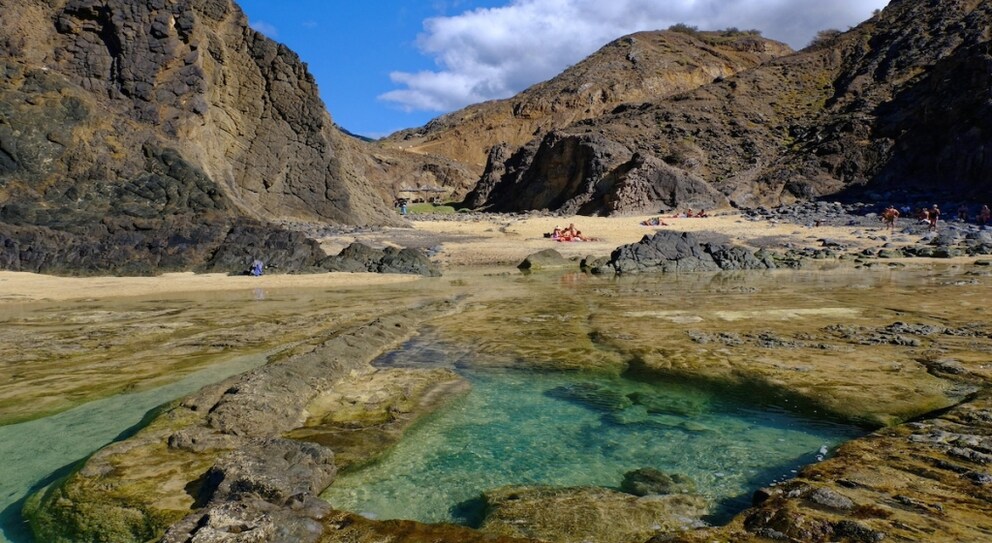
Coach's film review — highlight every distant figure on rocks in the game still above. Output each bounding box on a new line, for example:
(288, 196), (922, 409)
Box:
(882, 205), (900, 231)
(928, 204), (941, 231)
(979, 205), (991, 225)
(957, 204), (969, 222)
(249, 259), (264, 277)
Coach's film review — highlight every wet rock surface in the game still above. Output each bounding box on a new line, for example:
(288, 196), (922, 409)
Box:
(481, 485), (709, 543)
(518, 248), (572, 271)
(25, 301), (464, 543)
(18, 267), (992, 543)
(669, 395), (992, 543)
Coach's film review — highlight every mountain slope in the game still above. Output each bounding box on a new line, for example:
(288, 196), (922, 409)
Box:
(383, 29), (792, 177)
(0, 0), (405, 274)
(476, 0), (992, 215)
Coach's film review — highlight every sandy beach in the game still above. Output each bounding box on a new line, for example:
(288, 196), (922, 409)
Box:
(324, 212), (912, 266)
(0, 212), (969, 302)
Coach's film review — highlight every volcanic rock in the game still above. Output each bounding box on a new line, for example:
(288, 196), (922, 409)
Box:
(0, 0), (455, 274)
(475, 1), (992, 215)
(608, 230), (773, 274)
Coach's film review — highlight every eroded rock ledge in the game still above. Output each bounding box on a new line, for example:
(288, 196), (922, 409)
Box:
(25, 299), (464, 543)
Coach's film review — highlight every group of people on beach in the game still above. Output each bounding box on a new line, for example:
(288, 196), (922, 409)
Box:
(883, 203), (992, 232)
(550, 223), (591, 242)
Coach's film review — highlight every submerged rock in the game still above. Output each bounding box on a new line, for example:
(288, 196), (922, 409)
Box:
(518, 248), (573, 271)
(481, 485), (709, 543)
(621, 468), (698, 497)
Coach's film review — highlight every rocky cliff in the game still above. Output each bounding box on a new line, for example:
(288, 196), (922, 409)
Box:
(476, 0), (992, 215)
(384, 29), (792, 183)
(0, 0), (410, 274)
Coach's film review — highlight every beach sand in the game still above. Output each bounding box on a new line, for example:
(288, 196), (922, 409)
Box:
(322, 212), (891, 267)
(0, 212), (959, 302)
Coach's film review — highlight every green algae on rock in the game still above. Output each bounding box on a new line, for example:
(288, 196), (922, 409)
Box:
(24, 300), (464, 543)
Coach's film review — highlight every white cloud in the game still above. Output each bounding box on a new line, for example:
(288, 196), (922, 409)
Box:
(250, 20), (279, 38)
(380, 0), (889, 113)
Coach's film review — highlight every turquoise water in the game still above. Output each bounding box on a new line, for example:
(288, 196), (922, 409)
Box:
(0, 352), (268, 543)
(322, 338), (864, 526)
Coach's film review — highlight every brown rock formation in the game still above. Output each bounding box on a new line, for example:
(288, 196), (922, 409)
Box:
(0, 0), (410, 273)
(477, 0), (992, 215)
(384, 29), (792, 178)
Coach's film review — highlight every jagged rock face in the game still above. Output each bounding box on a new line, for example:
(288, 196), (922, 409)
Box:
(479, 0), (992, 215)
(0, 0), (402, 274)
(384, 30), (792, 175)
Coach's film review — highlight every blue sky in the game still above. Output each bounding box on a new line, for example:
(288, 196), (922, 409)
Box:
(237, 0), (888, 139)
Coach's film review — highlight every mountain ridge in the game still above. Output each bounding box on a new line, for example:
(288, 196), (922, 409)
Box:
(471, 0), (992, 215)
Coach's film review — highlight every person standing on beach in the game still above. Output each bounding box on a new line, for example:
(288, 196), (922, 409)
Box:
(929, 204), (940, 231)
(979, 204), (991, 225)
(882, 205), (900, 232)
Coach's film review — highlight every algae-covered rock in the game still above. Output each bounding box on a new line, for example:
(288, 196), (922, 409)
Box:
(621, 468), (697, 497)
(518, 249), (573, 271)
(25, 302), (465, 543)
(480, 485), (709, 543)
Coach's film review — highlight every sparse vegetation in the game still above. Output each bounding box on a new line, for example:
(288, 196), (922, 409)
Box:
(809, 29), (843, 48)
(407, 202), (457, 215)
(668, 23), (699, 35)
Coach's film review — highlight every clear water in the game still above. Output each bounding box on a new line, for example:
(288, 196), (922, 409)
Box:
(0, 352), (268, 543)
(321, 337), (865, 526)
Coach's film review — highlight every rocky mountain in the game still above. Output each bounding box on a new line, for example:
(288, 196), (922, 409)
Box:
(0, 0), (433, 274)
(474, 0), (992, 215)
(383, 29), (792, 180)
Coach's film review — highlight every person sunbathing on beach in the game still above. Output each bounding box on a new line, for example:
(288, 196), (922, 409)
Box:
(641, 217), (669, 226)
(695, 209), (708, 218)
(551, 225), (563, 239)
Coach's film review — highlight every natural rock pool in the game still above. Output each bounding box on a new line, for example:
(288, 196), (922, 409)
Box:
(3, 264), (990, 542)
(321, 336), (864, 527)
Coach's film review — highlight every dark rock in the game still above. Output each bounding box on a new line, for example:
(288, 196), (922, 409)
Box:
(609, 230), (772, 274)
(833, 520), (886, 543)
(620, 468), (697, 496)
(0, 0), (406, 275)
(320, 243), (440, 276)
(806, 487), (855, 511)
(203, 439), (336, 505)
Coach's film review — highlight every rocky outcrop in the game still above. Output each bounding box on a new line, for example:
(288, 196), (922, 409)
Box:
(321, 242), (441, 276)
(517, 248), (571, 271)
(668, 394), (992, 543)
(480, 485), (709, 543)
(609, 231), (775, 274)
(0, 0), (417, 274)
(386, 30), (792, 176)
(477, 0), (992, 214)
(25, 301), (465, 543)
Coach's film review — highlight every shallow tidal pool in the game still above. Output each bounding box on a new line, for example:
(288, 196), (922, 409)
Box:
(321, 336), (865, 526)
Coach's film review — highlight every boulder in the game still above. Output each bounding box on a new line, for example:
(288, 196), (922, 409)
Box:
(518, 249), (572, 271)
(609, 230), (773, 274)
(321, 242), (441, 276)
